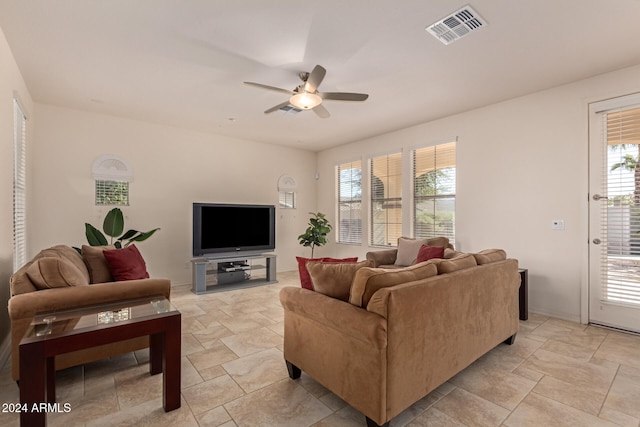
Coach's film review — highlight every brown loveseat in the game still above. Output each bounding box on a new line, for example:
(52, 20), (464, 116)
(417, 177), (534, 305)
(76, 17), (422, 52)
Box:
(8, 244), (171, 381)
(280, 248), (520, 427)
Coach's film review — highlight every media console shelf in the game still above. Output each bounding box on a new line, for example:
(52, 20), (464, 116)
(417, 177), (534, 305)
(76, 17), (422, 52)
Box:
(191, 254), (277, 294)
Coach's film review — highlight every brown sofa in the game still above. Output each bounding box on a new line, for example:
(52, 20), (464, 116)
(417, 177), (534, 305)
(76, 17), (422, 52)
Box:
(365, 236), (456, 268)
(8, 244), (171, 381)
(280, 249), (520, 427)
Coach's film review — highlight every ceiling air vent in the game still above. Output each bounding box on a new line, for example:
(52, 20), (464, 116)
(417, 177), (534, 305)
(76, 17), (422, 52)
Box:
(279, 105), (302, 114)
(426, 5), (486, 45)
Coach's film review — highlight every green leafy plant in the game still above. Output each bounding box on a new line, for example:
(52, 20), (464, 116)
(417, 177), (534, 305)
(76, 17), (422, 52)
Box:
(85, 207), (159, 248)
(298, 212), (332, 258)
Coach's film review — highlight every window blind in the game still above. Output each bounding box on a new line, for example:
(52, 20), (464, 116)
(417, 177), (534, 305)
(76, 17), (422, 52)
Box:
(602, 106), (640, 305)
(95, 179), (129, 206)
(337, 160), (362, 244)
(279, 191), (296, 209)
(370, 152), (402, 246)
(13, 99), (27, 272)
(413, 141), (456, 241)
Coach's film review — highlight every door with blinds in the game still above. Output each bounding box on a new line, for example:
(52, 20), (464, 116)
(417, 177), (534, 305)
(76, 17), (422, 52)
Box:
(589, 93), (640, 333)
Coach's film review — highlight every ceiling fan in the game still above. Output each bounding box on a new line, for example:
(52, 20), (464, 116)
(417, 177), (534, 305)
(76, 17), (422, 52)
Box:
(244, 64), (368, 118)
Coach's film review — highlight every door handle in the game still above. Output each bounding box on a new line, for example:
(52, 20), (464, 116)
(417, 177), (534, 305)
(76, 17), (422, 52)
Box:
(592, 194), (608, 201)
(593, 238), (602, 245)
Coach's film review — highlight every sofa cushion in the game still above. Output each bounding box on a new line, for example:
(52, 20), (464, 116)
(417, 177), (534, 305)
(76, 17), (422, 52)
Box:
(349, 262), (438, 308)
(296, 256), (358, 290)
(416, 245), (445, 263)
(10, 245), (91, 296)
(437, 253), (477, 274)
(36, 245), (91, 283)
(26, 257), (90, 289)
(103, 245), (150, 281)
(395, 237), (450, 266)
(307, 260), (372, 301)
(82, 245), (116, 283)
(474, 249), (507, 265)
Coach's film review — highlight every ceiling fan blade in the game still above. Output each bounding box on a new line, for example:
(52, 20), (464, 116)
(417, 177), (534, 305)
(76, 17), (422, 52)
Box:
(244, 81), (294, 95)
(304, 65), (326, 93)
(320, 92), (369, 101)
(313, 104), (330, 118)
(264, 101), (291, 114)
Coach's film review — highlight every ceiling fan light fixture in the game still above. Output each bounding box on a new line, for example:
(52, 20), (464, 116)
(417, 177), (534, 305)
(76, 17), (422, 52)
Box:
(289, 92), (322, 109)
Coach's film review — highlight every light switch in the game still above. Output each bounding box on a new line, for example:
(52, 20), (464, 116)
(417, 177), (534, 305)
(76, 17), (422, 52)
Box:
(552, 219), (565, 230)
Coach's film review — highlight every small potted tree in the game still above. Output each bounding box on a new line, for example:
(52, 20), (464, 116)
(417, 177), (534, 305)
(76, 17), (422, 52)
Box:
(298, 212), (332, 258)
(296, 212), (333, 290)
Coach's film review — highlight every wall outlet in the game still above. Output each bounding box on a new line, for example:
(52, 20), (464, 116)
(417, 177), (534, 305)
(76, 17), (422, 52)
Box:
(552, 219), (565, 230)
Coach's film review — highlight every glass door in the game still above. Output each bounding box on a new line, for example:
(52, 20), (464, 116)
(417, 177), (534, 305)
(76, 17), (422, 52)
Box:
(589, 94), (640, 333)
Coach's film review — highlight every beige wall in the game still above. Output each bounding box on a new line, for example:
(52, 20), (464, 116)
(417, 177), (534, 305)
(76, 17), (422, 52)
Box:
(30, 104), (317, 284)
(0, 28), (34, 353)
(317, 63), (640, 322)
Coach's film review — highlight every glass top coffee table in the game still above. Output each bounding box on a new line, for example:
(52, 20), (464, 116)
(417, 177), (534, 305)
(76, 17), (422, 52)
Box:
(19, 296), (181, 426)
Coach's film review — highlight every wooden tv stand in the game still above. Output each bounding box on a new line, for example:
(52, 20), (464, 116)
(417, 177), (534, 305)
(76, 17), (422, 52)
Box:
(191, 254), (277, 294)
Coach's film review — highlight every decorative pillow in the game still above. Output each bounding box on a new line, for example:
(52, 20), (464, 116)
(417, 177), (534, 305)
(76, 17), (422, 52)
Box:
(34, 244), (91, 283)
(82, 245), (116, 283)
(306, 260), (372, 301)
(296, 257), (323, 290)
(296, 256), (358, 290)
(416, 245), (445, 263)
(395, 236), (450, 266)
(444, 248), (461, 259)
(103, 244), (150, 281)
(474, 249), (507, 265)
(349, 262), (438, 308)
(26, 257), (90, 290)
(437, 253), (477, 274)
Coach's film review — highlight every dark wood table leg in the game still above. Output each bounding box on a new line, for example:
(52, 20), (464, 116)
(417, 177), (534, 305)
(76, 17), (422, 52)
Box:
(46, 356), (56, 403)
(149, 333), (163, 376)
(163, 315), (181, 412)
(519, 269), (528, 321)
(20, 340), (46, 426)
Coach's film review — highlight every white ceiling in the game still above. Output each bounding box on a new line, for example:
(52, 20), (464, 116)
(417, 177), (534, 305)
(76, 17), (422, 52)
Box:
(2, 0), (640, 151)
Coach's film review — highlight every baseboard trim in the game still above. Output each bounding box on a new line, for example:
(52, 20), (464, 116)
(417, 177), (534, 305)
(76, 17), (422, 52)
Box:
(528, 308), (582, 324)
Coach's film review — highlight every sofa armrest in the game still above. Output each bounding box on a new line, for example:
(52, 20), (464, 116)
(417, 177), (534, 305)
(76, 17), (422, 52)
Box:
(366, 248), (398, 267)
(8, 278), (171, 321)
(280, 286), (389, 424)
(280, 287), (387, 348)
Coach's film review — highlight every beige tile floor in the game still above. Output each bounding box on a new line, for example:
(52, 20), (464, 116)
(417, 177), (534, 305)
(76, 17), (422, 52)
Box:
(1, 270), (640, 426)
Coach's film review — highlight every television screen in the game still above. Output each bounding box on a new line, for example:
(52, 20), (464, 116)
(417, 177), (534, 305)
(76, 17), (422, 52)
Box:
(193, 203), (275, 257)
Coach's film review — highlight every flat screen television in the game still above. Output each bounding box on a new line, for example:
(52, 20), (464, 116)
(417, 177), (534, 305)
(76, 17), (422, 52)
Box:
(193, 203), (276, 257)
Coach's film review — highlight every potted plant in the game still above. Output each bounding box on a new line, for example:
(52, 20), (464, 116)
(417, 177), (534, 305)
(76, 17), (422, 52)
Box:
(298, 212), (332, 258)
(85, 207), (159, 248)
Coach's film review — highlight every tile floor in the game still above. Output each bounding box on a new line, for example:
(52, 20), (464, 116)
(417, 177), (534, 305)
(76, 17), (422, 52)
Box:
(1, 270), (640, 426)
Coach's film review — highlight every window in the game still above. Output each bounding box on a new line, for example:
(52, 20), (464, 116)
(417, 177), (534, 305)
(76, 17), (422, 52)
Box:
(337, 160), (362, 244)
(92, 155), (133, 206)
(13, 98), (27, 271)
(95, 180), (130, 206)
(370, 152), (402, 246)
(413, 141), (456, 241)
(277, 175), (297, 209)
(279, 191), (296, 209)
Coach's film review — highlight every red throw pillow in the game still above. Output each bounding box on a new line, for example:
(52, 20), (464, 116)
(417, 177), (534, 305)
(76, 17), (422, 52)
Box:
(296, 256), (358, 290)
(296, 257), (324, 290)
(416, 245), (445, 263)
(103, 244), (150, 281)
